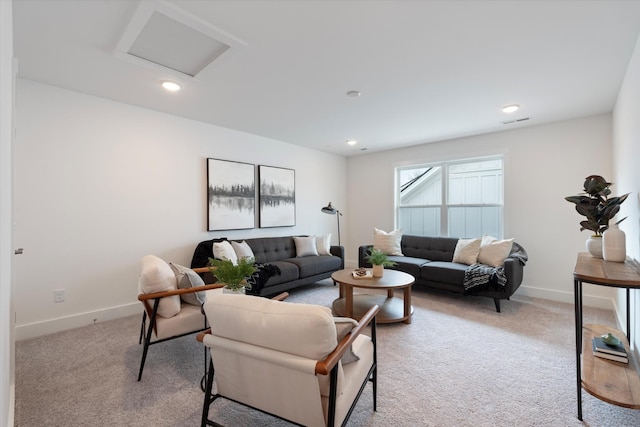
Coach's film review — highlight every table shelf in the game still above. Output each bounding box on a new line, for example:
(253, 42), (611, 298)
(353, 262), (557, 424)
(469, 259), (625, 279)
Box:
(581, 324), (640, 408)
(574, 253), (640, 420)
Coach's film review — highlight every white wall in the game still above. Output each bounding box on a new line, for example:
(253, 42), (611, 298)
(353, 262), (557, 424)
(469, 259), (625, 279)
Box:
(13, 79), (347, 340)
(1, 1), (15, 424)
(347, 115), (615, 308)
(612, 32), (640, 357)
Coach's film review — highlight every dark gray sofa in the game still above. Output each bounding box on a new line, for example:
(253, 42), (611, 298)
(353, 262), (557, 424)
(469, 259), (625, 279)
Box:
(358, 235), (527, 312)
(191, 236), (344, 297)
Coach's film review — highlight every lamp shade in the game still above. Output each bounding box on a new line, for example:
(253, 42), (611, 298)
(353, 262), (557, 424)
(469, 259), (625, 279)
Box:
(321, 202), (337, 215)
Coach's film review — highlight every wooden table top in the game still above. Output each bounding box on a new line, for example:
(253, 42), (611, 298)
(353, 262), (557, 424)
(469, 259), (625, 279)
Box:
(573, 253), (640, 288)
(331, 268), (415, 290)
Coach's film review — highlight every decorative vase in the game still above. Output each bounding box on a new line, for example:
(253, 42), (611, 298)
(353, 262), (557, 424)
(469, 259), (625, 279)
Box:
(585, 235), (603, 258)
(222, 286), (245, 294)
(603, 223), (626, 262)
(372, 264), (384, 278)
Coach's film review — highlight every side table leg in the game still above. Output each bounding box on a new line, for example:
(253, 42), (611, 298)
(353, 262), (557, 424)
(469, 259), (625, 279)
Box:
(574, 278), (582, 421)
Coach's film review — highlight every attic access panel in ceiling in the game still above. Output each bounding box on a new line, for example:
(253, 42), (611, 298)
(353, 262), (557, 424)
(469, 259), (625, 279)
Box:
(115, 1), (246, 78)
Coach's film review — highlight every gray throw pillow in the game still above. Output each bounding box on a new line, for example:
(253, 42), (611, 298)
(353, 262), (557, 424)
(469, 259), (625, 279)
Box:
(334, 317), (360, 365)
(169, 263), (207, 306)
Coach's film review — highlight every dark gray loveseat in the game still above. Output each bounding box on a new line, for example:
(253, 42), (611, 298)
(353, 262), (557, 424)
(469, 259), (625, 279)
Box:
(191, 236), (344, 297)
(358, 235), (527, 312)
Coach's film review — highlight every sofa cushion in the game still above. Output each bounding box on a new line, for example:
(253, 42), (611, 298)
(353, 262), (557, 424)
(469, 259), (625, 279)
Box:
(213, 241), (238, 264)
(294, 236), (319, 257)
(316, 233), (332, 255)
(284, 255), (342, 278)
(246, 237), (297, 264)
(262, 260), (300, 286)
(452, 238), (482, 265)
(231, 240), (255, 260)
(373, 228), (403, 256)
(387, 256), (429, 279)
(421, 261), (468, 284)
(478, 236), (514, 267)
(402, 235), (458, 261)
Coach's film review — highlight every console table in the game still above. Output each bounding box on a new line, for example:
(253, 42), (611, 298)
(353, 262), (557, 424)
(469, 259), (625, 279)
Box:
(573, 253), (640, 420)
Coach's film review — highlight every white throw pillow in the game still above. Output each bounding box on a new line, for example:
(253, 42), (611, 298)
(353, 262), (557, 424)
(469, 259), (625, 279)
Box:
(477, 236), (514, 267)
(139, 255), (181, 318)
(294, 236), (319, 257)
(213, 241), (238, 265)
(316, 233), (332, 255)
(231, 240), (254, 260)
(373, 228), (403, 256)
(452, 238), (482, 265)
(169, 263), (207, 306)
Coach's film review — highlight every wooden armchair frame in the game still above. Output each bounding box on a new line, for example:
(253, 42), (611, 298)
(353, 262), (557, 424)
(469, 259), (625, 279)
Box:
(197, 302), (379, 427)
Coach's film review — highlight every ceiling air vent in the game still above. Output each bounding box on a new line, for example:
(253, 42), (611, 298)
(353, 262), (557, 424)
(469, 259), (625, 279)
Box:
(501, 117), (531, 125)
(115, 1), (246, 78)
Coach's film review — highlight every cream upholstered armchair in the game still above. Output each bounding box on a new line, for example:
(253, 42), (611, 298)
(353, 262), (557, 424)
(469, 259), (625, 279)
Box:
(198, 293), (380, 427)
(137, 254), (222, 381)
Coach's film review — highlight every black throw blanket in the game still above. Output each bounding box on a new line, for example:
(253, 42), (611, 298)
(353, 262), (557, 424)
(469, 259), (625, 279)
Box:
(463, 243), (528, 292)
(245, 264), (282, 296)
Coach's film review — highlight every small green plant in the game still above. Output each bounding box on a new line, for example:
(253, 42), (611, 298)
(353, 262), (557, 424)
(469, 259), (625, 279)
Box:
(565, 175), (629, 236)
(366, 248), (397, 267)
(208, 256), (257, 291)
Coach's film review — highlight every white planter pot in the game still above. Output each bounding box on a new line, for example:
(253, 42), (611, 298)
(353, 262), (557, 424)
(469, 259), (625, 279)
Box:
(585, 235), (603, 258)
(372, 264), (384, 278)
(223, 286), (245, 295)
(603, 223), (626, 262)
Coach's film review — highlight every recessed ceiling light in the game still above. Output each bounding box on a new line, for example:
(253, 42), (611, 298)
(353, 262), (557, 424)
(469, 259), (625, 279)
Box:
(346, 90), (361, 97)
(161, 81), (181, 91)
(502, 104), (519, 113)
(346, 139), (358, 146)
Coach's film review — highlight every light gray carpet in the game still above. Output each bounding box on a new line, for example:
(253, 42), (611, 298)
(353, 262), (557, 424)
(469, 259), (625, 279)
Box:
(14, 280), (640, 426)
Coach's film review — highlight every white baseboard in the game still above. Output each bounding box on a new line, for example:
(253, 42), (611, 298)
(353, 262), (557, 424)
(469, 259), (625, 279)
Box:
(7, 383), (14, 427)
(15, 302), (140, 341)
(516, 285), (615, 310)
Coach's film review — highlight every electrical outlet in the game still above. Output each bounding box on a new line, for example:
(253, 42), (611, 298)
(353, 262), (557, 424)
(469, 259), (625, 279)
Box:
(53, 289), (65, 303)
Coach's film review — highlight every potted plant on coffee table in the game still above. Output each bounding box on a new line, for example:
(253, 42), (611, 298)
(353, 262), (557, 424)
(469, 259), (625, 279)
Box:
(366, 247), (397, 278)
(207, 256), (257, 293)
(564, 175), (628, 258)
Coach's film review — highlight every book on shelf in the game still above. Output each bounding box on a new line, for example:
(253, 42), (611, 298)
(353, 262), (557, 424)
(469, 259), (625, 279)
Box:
(592, 340), (628, 364)
(592, 336), (627, 357)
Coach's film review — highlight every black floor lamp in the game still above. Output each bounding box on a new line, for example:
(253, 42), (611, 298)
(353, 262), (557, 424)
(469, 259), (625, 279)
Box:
(321, 202), (342, 245)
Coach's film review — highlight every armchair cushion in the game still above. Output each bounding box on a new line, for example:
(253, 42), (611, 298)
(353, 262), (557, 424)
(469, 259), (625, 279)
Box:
(207, 294), (337, 360)
(169, 263), (207, 306)
(139, 255), (180, 318)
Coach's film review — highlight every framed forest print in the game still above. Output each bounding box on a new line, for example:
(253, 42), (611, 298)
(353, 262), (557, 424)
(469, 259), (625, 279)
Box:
(258, 165), (295, 228)
(207, 158), (255, 231)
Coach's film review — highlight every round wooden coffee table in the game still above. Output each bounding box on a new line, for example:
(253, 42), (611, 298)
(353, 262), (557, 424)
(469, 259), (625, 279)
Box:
(331, 269), (415, 324)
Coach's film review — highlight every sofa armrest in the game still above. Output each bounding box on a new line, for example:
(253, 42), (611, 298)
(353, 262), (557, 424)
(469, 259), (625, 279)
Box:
(330, 245), (345, 269)
(503, 257), (524, 294)
(358, 245), (373, 268)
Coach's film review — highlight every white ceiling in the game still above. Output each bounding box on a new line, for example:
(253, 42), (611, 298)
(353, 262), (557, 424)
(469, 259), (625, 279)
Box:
(13, 0), (640, 157)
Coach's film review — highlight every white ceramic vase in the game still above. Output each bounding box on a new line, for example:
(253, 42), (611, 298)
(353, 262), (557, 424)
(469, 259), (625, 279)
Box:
(222, 286), (245, 294)
(372, 264), (384, 278)
(603, 223), (626, 262)
(585, 235), (603, 258)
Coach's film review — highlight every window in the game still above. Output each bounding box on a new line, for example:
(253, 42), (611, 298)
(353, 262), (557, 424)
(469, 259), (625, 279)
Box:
(396, 157), (503, 238)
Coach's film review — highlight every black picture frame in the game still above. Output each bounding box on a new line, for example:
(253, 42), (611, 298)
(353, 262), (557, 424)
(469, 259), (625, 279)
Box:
(258, 165), (295, 228)
(207, 158), (255, 231)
